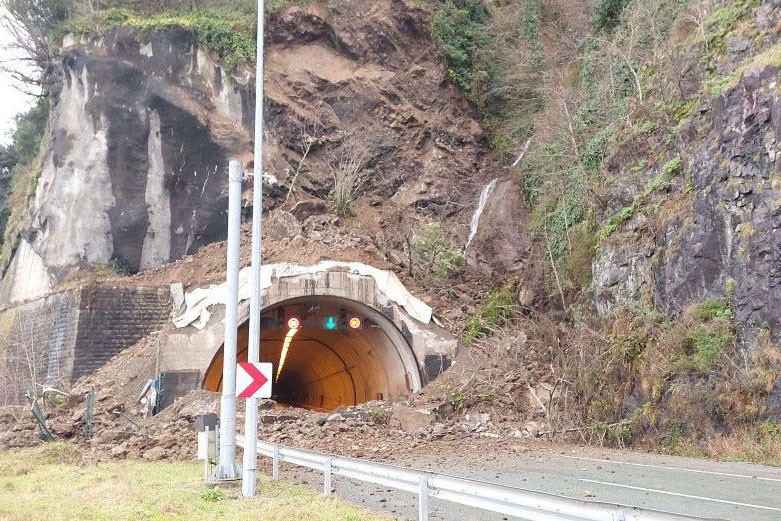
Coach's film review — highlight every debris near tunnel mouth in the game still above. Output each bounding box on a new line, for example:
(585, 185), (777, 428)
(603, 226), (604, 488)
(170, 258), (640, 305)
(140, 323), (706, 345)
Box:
(0, 382), (552, 464)
(0, 320), (548, 463)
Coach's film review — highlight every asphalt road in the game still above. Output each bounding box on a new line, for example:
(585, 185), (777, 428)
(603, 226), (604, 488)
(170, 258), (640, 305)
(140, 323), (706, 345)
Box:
(277, 446), (781, 520)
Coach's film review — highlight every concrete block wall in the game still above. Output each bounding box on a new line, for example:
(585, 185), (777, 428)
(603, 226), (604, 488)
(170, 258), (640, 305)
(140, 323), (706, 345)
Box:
(72, 286), (171, 380)
(0, 284), (171, 404)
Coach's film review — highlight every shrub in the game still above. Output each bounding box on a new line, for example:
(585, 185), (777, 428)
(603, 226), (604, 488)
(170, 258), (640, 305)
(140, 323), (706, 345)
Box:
(591, 0), (631, 32)
(327, 140), (369, 217)
(695, 299), (733, 321)
(0, 98), (50, 260)
(672, 326), (732, 373)
(199, 487), (225, 502)
(10, 98), (49, 166)
(463, 287), (517, 343)
(410, 222), (464, 280)
(596, 158), (678, 241)
(65, 9), (256, 73)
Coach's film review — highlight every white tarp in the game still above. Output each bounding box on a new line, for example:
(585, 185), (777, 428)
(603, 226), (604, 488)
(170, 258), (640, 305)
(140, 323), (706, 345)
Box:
(172, 261), (432, 329)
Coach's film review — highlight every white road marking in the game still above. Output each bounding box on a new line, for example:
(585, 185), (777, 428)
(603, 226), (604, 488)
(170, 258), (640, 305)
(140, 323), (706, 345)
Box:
(580, 478), (781, 512)
(562, 455), (781, 482)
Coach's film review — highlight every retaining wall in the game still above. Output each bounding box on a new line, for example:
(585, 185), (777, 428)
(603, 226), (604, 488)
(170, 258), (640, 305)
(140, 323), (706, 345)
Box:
(0, 284), (170, 404)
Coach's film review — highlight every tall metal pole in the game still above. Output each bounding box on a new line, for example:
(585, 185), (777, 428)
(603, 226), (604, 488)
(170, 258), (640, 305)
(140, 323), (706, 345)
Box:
(215, 159), (243, 480)
(242, 0), (265, 498)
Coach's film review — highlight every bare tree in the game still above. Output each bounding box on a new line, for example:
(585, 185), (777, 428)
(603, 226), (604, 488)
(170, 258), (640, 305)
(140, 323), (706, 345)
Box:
(681, 0), (719, 50)
(0, 312), (45, 405)
(285, 119), (322, 204)
(0, 0), (72, 95)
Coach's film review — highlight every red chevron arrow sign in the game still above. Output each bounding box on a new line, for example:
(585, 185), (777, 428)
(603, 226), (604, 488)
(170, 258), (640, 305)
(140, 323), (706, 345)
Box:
(236, 362), (272, 399)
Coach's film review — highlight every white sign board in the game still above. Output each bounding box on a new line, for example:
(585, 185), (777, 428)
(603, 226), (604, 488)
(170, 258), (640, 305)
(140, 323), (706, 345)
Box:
(236, 362), (273, 399)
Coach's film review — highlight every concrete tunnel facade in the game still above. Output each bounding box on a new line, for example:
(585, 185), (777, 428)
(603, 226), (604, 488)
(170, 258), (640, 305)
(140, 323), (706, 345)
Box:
(160, 262), (457, 410)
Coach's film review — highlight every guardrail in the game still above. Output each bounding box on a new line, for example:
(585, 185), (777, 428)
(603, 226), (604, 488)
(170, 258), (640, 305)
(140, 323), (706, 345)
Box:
(236, 435), (718, 521)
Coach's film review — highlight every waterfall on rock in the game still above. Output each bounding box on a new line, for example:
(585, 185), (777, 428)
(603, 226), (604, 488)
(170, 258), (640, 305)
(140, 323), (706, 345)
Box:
(465, 178), (498, 253)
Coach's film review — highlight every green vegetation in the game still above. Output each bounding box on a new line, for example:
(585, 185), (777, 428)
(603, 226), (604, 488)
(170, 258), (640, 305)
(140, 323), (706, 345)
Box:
(695, 298), (733, 321)
(463, 287), (517, 343)
(66, 8), (256, 73)
(0, 98), (51, 268)
(591, 0), (631, 32)
(674, 326), (731, 372)
(409, 222), (464, 280)
(596, 158), (679, 241)
(540, 297), (781, 463)
(62, 1), (312, 73)
(0, 443), (390, 521)
(430, 0), (545, 157)
(430, 0), (491, 94)
(704, 0), (759, 52)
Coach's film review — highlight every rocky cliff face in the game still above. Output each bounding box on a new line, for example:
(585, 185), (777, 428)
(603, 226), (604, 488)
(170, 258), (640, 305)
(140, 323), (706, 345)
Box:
(593, 1), (781, 342)
(2, 27), (248, 304)
(1, 1), (511, 305)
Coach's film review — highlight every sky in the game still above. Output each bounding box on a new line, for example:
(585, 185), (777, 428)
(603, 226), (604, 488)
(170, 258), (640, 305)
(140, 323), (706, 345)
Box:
(0, 8), (35, 146)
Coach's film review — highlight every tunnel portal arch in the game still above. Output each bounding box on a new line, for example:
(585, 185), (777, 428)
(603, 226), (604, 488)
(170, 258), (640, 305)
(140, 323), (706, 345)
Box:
(203, 295), (423, 410)
(161, 262), (458, 411)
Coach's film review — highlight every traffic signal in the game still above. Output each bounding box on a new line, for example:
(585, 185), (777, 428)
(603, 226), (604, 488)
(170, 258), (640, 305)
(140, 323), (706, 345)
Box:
(324, 315), (338, 330)
(322, 311), (362, 330)
(287, 316), (301, 329)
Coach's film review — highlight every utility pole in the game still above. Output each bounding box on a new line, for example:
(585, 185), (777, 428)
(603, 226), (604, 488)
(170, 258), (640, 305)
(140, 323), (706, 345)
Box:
(242, 0), (265, 498)
(214, 160), (243, 481)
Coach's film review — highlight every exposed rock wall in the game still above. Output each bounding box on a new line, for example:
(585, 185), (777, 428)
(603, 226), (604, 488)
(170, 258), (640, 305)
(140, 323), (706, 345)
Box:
(13, 28), (248, 300)
(592, 0), (781, 343)
(653, 67), (781, 339)
(1, 1), (514, 306)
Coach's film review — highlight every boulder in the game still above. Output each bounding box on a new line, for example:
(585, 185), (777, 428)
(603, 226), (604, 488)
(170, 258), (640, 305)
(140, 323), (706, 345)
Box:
(388, 405), (434, 432)
(265, 210), (301, 241)
(142, 446), (167, 461)
(465, 179), (529, 275)
(290, 199), (329, 221)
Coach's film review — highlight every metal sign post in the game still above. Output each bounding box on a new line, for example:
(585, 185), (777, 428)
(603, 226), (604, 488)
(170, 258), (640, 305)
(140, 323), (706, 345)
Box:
(214, 160), (243, 481)
(242, 0), (266, 498)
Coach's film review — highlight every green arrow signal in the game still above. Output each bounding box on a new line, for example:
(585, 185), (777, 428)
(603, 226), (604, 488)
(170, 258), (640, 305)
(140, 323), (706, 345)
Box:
(325, 316), (337, 330)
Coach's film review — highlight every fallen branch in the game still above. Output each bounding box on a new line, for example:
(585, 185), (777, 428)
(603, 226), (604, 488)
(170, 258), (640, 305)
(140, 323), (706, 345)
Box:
(511, 137), (533, 168)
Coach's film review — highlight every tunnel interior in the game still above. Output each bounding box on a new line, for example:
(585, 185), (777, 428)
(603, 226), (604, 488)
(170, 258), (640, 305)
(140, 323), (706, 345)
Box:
(202, 296), (422, 410)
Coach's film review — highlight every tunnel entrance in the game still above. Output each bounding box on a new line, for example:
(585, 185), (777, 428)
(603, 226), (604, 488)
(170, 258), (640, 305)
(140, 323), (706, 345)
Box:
(202, 296), (422, 410)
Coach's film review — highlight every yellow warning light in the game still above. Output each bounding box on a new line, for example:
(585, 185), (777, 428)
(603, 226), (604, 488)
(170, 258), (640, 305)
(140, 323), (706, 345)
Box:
(348, 317), (362, 329)
(287, 317), (301, 329)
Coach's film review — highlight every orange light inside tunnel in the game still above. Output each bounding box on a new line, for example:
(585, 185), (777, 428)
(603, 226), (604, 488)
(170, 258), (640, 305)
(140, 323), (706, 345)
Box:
(276, 325), (299, 381)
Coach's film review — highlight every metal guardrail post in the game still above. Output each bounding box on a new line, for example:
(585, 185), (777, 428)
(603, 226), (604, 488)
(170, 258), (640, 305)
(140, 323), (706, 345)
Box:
(323, 458), (333, 496)
(272, 446), (280, 480)
(238, 438), (719, 521)
(83, 388), (95, 440)
(418, 475), (430, 521)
